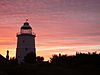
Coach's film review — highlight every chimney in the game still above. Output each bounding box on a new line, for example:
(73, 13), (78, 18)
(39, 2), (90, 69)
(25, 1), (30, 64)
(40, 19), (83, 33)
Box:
(6, 50), (9, 60)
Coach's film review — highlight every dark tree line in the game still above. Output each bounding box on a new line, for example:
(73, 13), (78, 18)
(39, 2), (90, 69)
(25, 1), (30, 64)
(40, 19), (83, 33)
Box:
(50, 52), (100, 65)
(1, 51), (100, 65)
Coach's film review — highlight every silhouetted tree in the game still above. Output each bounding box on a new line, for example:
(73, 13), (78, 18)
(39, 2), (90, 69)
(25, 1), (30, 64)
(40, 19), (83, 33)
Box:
(36, 56), (44, 63)
(10, 57), (18, 64)
(50, 54), (68, 64)
(0, 54), (8, 64)
(24, 52), (36, 64)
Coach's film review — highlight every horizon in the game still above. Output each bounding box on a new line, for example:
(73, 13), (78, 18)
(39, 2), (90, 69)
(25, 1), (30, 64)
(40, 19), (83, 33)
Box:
(0, 0), (100, 60)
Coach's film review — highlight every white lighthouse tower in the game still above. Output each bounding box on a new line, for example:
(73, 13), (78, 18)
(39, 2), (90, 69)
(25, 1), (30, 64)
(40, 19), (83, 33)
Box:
(16, 20), (36, 64)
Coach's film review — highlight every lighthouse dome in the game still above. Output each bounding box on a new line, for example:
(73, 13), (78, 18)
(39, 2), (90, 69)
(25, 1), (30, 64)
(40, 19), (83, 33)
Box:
(21, 22), (32, 29)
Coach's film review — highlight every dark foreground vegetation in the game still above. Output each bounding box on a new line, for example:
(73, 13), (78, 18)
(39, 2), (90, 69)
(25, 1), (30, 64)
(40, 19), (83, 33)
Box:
(1, 52), (100, 75)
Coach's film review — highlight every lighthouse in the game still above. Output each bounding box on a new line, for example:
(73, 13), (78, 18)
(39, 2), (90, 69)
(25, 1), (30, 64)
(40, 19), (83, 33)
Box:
(16, 20), (36, 64)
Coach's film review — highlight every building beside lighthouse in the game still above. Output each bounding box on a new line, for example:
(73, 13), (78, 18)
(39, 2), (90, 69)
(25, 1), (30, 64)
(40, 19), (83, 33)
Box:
(16, 20), (36, 64)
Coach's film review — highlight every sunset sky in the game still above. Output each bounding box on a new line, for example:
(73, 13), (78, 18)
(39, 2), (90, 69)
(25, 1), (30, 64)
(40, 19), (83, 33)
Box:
(0, 0), (100, 60)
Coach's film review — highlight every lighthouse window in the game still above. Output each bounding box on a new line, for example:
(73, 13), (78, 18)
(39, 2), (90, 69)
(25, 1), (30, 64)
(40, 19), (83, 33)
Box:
(23, 40), (25, 43)
(25, 48), (28, 51)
